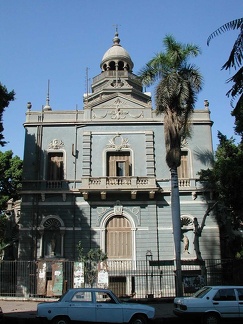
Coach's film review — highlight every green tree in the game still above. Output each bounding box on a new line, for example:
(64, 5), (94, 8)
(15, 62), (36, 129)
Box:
(0, 150), (23, 213)
(207, 18), (243, 138)
(138, 35), (203, 296)
(198, 132), (243, 257)
(0, 83), (15, 146)
(0, 214), (8, 259)
(77, 242), (107, 287)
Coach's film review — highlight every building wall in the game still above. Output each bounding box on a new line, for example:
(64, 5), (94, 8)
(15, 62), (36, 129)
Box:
(19, 35), (220, 265)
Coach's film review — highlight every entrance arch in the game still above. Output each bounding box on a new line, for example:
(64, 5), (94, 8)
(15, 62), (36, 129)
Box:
(100, 209), (136, 261)
(106, 215), (132, 259)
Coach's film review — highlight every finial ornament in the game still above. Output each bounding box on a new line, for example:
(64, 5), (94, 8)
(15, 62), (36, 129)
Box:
(43, 79), (52, 111)
(204, 99), (209, 109)
(113, 24), (120, 33)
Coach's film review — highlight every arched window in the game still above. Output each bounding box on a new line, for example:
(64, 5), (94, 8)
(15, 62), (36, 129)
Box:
(109, 61), (116, 70)
(105, 216), (132, 259)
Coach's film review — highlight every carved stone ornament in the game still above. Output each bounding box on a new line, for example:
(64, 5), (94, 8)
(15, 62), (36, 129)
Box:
(114, 204), (123, 215)
(92, 97), (144, 120)
(181, 216), (194, 228)
(107, 134), (130, 150)
(48, 139), (64, 150)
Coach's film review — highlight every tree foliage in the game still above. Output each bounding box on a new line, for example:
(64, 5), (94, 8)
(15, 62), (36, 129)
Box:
(138, 35), (203, 168)
(0, 83), (15, 146)
(198, 132), (243, 257)
(0, 150), (23, 213)
(77, 241), (107, 286)
(207, 18), (243, 138)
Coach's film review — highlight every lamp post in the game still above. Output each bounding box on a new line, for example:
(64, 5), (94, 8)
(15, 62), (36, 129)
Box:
(146, 250), (153, 298)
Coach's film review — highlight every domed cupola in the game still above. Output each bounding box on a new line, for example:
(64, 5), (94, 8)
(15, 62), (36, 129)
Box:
(100, 32), (134, 72)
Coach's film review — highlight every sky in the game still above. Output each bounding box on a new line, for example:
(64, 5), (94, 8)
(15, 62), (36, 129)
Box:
(1, 0), (242, 159)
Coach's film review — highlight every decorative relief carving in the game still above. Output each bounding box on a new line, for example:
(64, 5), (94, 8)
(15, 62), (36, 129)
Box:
(109, 108), (128, 119)
(110, 80), (124, 88)
(128, 111), (144, 119)
(96, 202), (141, 227)
(106, 134), (130, 150)
(96, 207), (109, 216)
(130, 207), (140, 225)
(48, 139), (64, 150)
(181, 216), (194, 228)
(114, 204), (123, 215)
(92, 97), (144, 120)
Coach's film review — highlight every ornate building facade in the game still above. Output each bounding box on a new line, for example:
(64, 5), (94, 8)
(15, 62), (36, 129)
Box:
(19, 33), (220, 295)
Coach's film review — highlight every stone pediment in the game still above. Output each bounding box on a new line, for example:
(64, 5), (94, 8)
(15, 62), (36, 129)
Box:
(89, 94), (152, 120)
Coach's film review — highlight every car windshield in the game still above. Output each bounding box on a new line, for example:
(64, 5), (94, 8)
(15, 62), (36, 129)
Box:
(58, 290), (69, 301)
(192, 287), (212, 298)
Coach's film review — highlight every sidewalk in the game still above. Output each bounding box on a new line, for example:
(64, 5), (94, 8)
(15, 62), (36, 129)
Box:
(0, 298), (179, 323)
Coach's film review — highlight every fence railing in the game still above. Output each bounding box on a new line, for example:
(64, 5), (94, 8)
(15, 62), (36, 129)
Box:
(0, 259), (242, 299)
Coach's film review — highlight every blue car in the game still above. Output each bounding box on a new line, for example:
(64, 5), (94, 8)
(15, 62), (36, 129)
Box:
(37, 288), (155, 324)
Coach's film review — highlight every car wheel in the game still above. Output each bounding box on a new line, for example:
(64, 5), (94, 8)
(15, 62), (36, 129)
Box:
(52, 316), (70, 324)
(203, 313), (220, 324)
(129, 314), (147, 324)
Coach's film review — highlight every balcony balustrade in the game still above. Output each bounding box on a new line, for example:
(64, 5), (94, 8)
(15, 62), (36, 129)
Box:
(21, 177), (200, 196)
(80, 176), (157, 191)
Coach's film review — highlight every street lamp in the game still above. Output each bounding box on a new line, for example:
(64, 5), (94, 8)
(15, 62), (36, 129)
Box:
(146, 250), (153, 298)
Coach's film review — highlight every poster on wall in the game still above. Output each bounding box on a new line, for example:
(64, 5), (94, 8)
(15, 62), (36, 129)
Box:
(37, 261), (47, 295)
(183, 274), (205, 293)
(97, 261), (108, 289)
(52, 262), (64, 296)
(73, 262), (84, 288)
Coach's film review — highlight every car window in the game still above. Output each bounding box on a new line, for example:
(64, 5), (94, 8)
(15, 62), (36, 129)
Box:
(193, 287), (212, 298)
(213, 289), (236, 301)
(71, 291), (92, 302)
(236, 288), (243, 300)
(95, 292), (116, 303)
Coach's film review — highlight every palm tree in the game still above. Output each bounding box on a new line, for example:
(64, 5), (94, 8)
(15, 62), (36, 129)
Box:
(138, 35), (203, 296)
(207, 18), (243, 138)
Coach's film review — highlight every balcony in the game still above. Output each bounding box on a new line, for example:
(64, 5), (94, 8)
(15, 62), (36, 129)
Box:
(79, 176), (158, 200)
(20, 177), (202, 200)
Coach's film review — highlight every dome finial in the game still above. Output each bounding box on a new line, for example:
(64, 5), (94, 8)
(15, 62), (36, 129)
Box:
(113, 24), (120, 45)
(43, 79), (52, 111)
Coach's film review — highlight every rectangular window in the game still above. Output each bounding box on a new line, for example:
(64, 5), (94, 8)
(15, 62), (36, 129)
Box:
(48, 152), (64, 180)
(178, 151), (188, 178)
(107, 152), (131, 176)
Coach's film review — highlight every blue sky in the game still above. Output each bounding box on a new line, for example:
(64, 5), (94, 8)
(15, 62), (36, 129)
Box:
(1, 0), (242, 158)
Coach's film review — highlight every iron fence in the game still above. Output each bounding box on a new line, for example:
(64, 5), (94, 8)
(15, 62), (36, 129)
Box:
(0, 259), (242, 299)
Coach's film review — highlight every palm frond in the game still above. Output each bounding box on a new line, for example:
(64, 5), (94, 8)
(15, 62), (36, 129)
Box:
(231, 94), (243, 137)
(137, 64), (158, 87)
(207, 18), (243, 45)
(226, 67), (243, 104)
(222, 29), (243, 69)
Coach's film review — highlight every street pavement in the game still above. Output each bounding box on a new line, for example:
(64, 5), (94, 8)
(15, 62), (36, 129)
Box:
(0, 298), (180, 323)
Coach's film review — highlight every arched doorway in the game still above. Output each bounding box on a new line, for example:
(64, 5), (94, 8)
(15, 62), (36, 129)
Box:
(105, 215), (132, 260)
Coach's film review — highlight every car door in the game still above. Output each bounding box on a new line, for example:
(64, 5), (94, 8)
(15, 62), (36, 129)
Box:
(236, 288), (243, 318)
(95, 291), (123, 323)
(212, 288), (240, 319)
(68, 290), (96, 322)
